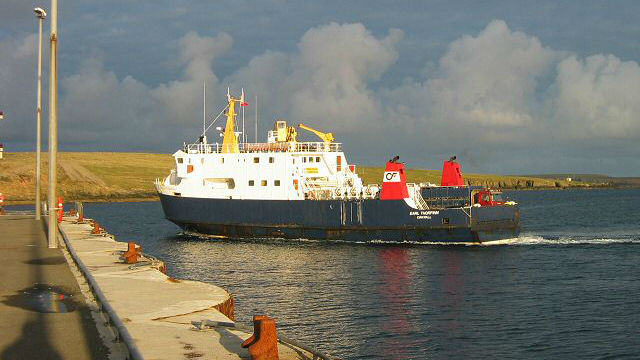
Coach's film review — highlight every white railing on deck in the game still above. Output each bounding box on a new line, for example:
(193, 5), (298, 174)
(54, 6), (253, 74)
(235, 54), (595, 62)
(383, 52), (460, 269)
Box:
(407, 183), (430, 210)
(185, 142), (342, 154)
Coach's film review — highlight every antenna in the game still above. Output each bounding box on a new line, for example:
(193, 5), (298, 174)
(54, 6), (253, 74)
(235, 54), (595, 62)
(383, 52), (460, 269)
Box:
(241, 88), (245, 143)
(255, 95), (258, 143)
(203, 82), (206, 139)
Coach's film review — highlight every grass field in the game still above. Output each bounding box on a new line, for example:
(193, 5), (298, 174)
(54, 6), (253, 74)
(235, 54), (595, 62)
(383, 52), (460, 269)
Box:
(0, 152), (613, 204)
(0, 152), (173, 203)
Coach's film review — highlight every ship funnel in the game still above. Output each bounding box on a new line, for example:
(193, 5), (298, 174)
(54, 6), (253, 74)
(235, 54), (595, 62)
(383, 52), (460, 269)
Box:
(380, 160), (409, 200)
(441, 157), (465, 186)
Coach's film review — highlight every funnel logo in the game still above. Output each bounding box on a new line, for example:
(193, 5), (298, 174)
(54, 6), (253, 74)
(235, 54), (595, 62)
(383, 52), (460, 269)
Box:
(383, 171), (400, 182)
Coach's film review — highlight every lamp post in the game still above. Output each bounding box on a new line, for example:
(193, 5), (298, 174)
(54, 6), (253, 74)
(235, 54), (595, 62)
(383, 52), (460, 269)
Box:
(34, 7), (46, 221)
(47, 0), (58, 248)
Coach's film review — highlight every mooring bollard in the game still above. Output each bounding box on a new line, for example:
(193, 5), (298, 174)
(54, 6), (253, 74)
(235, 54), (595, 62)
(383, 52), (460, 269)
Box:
(241, 315), (279, 360)
(57, 196), (64, 223)
(122, 242), (142, 264)
(91, 221), (103, 235)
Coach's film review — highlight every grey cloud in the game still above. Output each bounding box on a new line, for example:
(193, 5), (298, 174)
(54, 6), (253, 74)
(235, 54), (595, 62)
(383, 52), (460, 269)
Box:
(0, 33), (39, 146)
(59, 31), (234, 150)
(152, 32), (233, 123)
(2, 17), (640, 175)
(227, 23), (403, 136)
(552, 54), (640, 139)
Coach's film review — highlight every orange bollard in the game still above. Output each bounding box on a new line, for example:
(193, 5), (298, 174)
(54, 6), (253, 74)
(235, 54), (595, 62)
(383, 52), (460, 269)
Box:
(122, 242), (142, 264)
(91, 221), (102, 234)
(57, 196), (64, 223)
(241, 315), (279, 360)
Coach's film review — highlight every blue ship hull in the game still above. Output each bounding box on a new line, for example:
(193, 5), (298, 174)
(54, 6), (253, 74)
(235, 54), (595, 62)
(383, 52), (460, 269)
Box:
(158, 194), (520, 244)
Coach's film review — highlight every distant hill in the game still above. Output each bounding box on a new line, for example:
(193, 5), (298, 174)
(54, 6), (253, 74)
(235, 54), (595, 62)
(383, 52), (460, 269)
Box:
(0, 152), (173, 204)
(0, 152), (624, 204)
(520, 173), (640, 187)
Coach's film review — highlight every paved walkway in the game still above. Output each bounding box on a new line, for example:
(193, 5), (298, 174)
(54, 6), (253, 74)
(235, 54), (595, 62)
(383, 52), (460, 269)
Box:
(0, 215), (109, 360)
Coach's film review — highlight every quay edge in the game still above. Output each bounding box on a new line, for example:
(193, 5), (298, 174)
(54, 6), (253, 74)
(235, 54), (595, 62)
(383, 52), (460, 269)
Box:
(57, 215), (320, 359)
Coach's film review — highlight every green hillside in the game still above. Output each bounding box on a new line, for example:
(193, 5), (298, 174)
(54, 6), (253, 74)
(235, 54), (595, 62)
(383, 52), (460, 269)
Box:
(0, 152), (616, 205)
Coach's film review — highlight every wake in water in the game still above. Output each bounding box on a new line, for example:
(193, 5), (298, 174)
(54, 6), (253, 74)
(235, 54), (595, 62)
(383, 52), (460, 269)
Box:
(511, 233), (640, 246)
(179, 230), (640, 247)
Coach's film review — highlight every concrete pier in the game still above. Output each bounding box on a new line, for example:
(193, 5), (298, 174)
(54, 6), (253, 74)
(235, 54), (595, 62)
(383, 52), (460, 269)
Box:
(1, 210), (317, 359)
(58, 217), (316, 359)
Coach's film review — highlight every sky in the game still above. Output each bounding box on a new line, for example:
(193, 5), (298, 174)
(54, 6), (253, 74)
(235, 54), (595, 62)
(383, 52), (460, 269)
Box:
(1, 0), (640, 176)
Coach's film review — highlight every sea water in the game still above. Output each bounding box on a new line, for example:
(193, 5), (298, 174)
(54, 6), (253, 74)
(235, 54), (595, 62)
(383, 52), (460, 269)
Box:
(13, 188), (640, 359)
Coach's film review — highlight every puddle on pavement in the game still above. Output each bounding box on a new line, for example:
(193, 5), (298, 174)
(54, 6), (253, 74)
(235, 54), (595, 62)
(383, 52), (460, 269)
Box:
(2, 284), (78, 313)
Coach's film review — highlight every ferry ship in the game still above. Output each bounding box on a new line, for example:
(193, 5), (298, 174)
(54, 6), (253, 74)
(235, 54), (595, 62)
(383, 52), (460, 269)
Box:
(156, 90), (520, 244)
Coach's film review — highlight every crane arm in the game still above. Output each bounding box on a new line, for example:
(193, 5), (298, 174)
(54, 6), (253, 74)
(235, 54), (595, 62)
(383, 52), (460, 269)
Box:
(297, 123), (334, 143)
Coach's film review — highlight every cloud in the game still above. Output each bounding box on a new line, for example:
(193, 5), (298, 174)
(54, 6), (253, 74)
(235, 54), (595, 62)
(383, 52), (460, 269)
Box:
(152, 31), (232, 123)
(381, 20), (560, 145)
(0, 34), (38, 145)
(59, 32), (234, 150)
(2, 19), (640, 174)
(227, 23), (403, 135)
(551, 54), (640, 139)
(376, 19), (640, 169)
(429, 20), (557, 127)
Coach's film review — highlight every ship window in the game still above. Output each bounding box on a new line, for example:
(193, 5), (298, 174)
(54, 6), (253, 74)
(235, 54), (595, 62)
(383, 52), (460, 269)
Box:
(261, 180), (267, 186)
(220, 157), (224, 164)
(177, 158), (184, 164)
(269, 157), (274, 163)
(274, 180), (280, 186)
(316, 156), (320, 162)
(303, 157), (307, 163)
(249, 180), (254, 186)
(254, 157), (260, 163)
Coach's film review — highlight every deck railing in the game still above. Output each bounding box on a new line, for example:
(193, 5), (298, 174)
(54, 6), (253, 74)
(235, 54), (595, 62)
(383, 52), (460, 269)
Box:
(185, 141), (342, 154)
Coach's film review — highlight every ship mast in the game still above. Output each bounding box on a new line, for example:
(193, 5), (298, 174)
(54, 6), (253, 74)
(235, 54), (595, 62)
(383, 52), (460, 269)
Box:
(221, 88), (240, 153)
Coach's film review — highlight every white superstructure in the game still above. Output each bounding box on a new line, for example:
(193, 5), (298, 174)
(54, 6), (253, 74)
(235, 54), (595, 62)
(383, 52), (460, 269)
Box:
(155, 90), (379, 201)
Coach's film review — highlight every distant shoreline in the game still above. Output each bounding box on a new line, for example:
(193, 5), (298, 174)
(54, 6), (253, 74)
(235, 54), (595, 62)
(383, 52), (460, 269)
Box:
(6, 186), (638, 206)
(1, 152), (636, 205)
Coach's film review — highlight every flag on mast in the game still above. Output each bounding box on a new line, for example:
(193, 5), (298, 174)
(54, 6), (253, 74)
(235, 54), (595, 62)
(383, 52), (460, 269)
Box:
(240, 89), (249, 107)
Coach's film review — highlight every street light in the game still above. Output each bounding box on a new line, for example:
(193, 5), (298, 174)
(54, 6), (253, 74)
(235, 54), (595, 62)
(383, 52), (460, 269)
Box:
(34, 7), (46, 220)
(47, 0), (58, 248)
